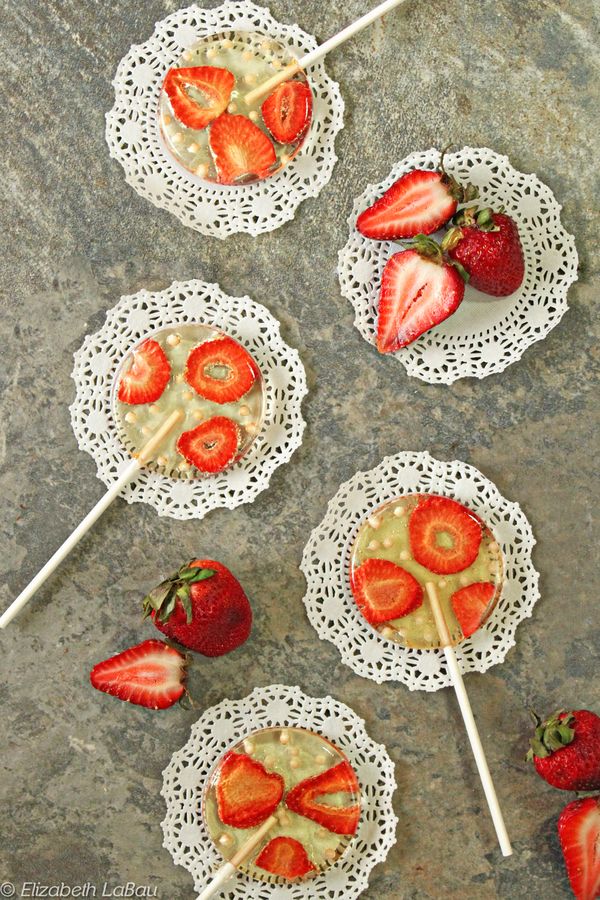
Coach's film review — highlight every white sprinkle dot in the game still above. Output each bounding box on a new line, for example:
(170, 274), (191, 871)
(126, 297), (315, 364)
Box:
(124, 411), (136, 424)
(400, 550), (410, 561)
(187, 141), (200, 153)
(438, 579), (447, 588)
(218, 833), (233, 847)
(244, 73), (257, 85)
(367, 515), (381, 530)
(290, 758), (300, 769)
(243, 739), (255, 754)
(222, 38), (233, 49)
(239, 405), (250, 417)
(227, 102), (237, 114)
(248, 109), (259, 121)
(182, 391), (194, 401)
(315, 754), (327, 765)
(182, 50), (192, 61)
(368, 540), (380, 551)
(393, 505), (406, 517)
(141, 426), (151, 436)
(279, 730), (289, 744)
(196, 163), (209, 178)
(171, 132), (183, 145)
(166, 333), (180, 347)
(383, 537), (393, 549)
(156, 455), (168, 468)
(163, 114), (172, 126)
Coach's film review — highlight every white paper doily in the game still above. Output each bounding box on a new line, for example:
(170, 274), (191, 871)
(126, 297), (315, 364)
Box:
(70, 280), (307, 520)
(338, 146), (578, 384)
(105, 1), (344, 238)
(161, 684), (397, 899)
(300, 451), (539, 691)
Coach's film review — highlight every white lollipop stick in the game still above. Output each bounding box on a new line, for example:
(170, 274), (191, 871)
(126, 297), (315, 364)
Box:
(244, 0), (411, 105)
(425, 582), (513, 857)
(198, 814), (277, 900)
(0, 408), (184, 629)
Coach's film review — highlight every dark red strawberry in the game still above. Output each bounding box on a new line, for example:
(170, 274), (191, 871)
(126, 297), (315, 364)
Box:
(376, 238), (465, 352)
(143, 559), (252, 657)
(527, 710), (600, 792)
(286, 761), (360, 835)
(90, 639), (186, 709)
(209, 113), (277, 183)
(557, 796), (600, 900)
(357, 167), (478, 241)
(256, 836), (316, 879)
(351, 558), (423, 626)
(184, 336), (259, 404)
(451, 582), (496, 638)
(409, 495), (483, 575)
(177, 416), (240, 474)
(163, 66), (234, 130)
(216, 752), (284, 828)
(117, 339), (171, 405)
(261, 80), (312, 144)
(444, 207), (525, 296)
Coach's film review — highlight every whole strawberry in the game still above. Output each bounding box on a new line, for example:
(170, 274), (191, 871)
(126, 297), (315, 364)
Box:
(443, 206), (525, 296)
(527, 709), (600, 792)
(557, 796), (600, 900)
(143, 559), (252, 657)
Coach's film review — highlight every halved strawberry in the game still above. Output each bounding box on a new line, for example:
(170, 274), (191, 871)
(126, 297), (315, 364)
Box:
(209, 113), (277, 183)
(376, 243), (465, 352)
(357, 168), (477, 240)
(408, 495), (483, 575)
(558, 796), (600, 900)
(184, 336), (258, 404)
(176, 416), (240, 474)
(450, 582), (496, 638)
(117, 339), (171, 405)
(216, 752), (284, 829)
(351, 558), (423, 626)
(255, 836), (316, 879)
(162, 66), (234, 130)
(286, 761), (360, 835)
(90, 639), (186, 709)
(261, 81), (312, 144)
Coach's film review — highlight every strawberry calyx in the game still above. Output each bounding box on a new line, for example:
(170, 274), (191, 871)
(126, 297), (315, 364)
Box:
(411, 234), (470, 283)
(438, 148), (479, 204)
(527, 709), (576, 761)
(142, 562), (216, 625)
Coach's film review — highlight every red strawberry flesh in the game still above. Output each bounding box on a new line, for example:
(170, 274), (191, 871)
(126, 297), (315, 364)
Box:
(163, 66), (234, 130)
(184, 336), (258, 404)
(209, 113), (277, 183)
(558, 796), (600, 900)
(357, 170), (459, 241)
(256, 836), (316, 879)
(261, 81), (313, 144)
(90, 639), (186, 709)
(216, 752), (284, 828)
(117, 339), (171, 405)
(177, 416), (240, 474)
(286, 760), (360, 835)
(450, 582), (496, 638)
(408, 495), (483, 575)
(351, 558), (423, 626)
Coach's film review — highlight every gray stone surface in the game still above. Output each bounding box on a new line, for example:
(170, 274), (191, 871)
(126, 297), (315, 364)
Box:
(0, 1), (598, 898)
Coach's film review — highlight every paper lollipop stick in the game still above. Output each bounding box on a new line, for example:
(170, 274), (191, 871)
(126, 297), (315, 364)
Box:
(425, 582), (512, 857)
(0, 408), (184, 629)
(244, 0), (411, 105)
(197, 814), (278, 900)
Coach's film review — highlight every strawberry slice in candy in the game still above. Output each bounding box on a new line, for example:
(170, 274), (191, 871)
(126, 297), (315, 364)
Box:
(209, 113), (277, 183)
(351, 558), (423, 626)
(184, 337), (259, 404)
(177, 416), (240, 474)
(450, 582), (496, 638)
(261, 81), (312, 144)
(558, 796), (600, 900)
(255, 836), (316, 879)
(216, 752), (285, 828)
(286, 761), (360, 835)
(90, 639), (186, 709)
(117, 339), (171, 405)
(163, 66), (234, 130)
(376, 239), (465, 352)
(409, 495), (483, 575)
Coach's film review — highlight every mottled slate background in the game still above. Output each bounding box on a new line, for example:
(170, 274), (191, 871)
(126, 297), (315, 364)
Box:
(1, 1), (598, 898)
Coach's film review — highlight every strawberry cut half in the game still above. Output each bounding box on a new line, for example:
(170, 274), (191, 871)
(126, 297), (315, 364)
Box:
(216, 752), (284, 829)
(209, 113), (277, 184)
(409, 495), (483, 575)
(90, 639), (186, 709)
(256, 836), (316, 879)
(558, 796), (600, 900)
(286, 761), (360, 835)
(184, 336), (259, 404)
(351, 558), (423, 626)
(176, 416), (240, 474)
(163, 66), (234, 130)
(450, 582), (496, 638)
(261, 81), (312, 144)
(377, 248), (465, 353)
(117, 339), (171, 405)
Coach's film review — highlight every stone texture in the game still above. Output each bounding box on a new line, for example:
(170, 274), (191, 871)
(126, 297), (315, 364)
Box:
(0, 1), (598, 898)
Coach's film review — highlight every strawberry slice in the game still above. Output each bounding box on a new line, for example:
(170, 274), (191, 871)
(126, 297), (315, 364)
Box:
(558, 796), (600, 900)
(216, 752), (284, 829)
(261, 81), (312, 144)
(357, 168), (476, 240)
(163, 66), (234, 130)
(176, 416), (240, 474)
(184, 336), (258, 404)
(255, 836), (316, 879)
(409, 495), (483, 575)
(209, 113), (277, 184)
(351, 558), (423, 626)
(450, 582), (496, 638)
(376, 245), (465, 352)
(286, 761), (360, 835)
(117, 339), (171, 405)
(90, 639), (186, 709)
